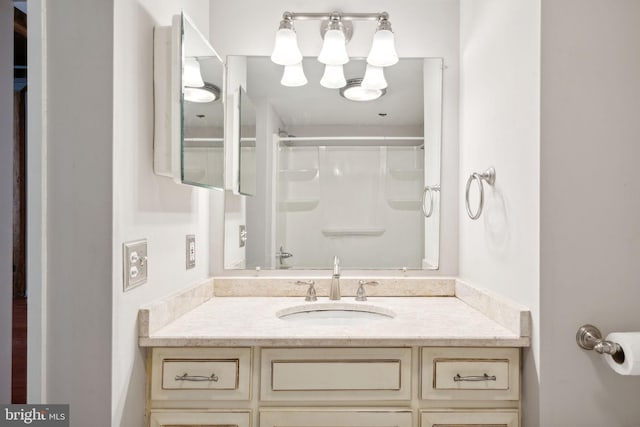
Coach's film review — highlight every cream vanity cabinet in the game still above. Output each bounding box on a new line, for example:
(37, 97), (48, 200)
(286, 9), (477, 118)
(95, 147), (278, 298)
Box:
(147, 346), (520, 427)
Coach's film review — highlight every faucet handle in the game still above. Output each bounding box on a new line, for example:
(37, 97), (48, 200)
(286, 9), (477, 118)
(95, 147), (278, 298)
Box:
(356, 280), (379, 301)
(296, 280), (317, 302)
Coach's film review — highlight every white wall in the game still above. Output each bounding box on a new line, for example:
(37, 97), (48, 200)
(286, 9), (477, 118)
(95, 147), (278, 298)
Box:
(111, 1), (210, 426)
(210, 0), (460, 275)
(0, 0), (13, 403)
(458, 0), (541, 424)
(539, 1), (640, 424)
(43, 0), (113, 422)
(246, 101), (283, 269)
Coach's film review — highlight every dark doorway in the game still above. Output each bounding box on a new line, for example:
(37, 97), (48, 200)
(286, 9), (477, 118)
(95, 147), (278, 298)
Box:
(12, 4), (27, 404)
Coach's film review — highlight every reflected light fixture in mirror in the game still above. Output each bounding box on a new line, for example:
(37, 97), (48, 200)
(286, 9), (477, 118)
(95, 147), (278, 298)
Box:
(320, 64), (347, 89)
(270, 11), (397, 91)
(183, 58), (205, 87)
(281, 62), (308, 87)
(361, 64), (387, 89)
(339, 78), (386, 102)
(184, 83), (220, 103)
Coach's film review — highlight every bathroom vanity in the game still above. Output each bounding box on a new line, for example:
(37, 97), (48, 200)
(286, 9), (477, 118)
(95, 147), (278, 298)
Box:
(139, 278), (530, 427)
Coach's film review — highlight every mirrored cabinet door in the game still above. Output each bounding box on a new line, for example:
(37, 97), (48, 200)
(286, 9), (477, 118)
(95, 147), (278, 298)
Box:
(153, 13), (225, 190)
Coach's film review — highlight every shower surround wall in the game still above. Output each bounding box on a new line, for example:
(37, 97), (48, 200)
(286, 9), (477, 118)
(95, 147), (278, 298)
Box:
(277, 144), (424, 269)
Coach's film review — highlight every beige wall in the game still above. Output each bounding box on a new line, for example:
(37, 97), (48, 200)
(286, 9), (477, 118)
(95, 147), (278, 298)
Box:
(43, 0), (114, 422)
(37, 1), (211, 425)
(540, 0), (640, 424)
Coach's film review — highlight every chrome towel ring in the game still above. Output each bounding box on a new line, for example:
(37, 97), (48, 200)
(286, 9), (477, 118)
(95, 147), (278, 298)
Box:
(465, 167), (496, 220)
(422, 185), (440, 218)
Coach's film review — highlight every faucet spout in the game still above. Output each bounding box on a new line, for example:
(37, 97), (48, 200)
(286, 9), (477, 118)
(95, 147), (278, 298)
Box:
(330, 256), (341, 300)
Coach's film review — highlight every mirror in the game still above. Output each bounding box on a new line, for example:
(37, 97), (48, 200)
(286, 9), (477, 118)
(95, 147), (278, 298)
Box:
(224, 56), (442, 270)
(238, 87), (257, 195)
(153, 13), (225, 189)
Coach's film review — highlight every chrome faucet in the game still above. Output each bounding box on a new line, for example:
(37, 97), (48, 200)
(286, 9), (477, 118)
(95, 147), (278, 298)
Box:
(329, 256), (341, 300)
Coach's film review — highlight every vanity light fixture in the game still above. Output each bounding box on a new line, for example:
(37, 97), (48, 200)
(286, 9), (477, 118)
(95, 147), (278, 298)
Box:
(317, 14), (350, 66)
(367, 18), (399, 67)
(183, 83), (220, 103)
(270, 11), (398, 90)
(340, 78), (387, 102)
(270, 13), (303, 66)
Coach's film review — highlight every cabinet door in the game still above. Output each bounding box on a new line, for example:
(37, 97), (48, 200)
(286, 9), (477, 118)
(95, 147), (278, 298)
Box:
(421, 410), (518, 427)
(149, 411), (250, 427)
(261, 347), (412, 401)
(260, 409), (412, 427)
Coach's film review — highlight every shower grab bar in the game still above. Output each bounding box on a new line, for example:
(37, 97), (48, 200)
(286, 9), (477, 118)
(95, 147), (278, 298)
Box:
(465, 167), (496, 220)
(422, 185), (440, 218)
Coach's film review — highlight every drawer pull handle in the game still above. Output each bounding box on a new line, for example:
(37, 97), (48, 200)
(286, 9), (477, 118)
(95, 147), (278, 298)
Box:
(174, 373), (219, 382)
(453, 373), (496, 382)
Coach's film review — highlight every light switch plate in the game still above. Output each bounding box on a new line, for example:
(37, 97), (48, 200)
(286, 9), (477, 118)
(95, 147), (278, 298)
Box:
(123, 239), (147, 291)
(186, 234), (196, 269)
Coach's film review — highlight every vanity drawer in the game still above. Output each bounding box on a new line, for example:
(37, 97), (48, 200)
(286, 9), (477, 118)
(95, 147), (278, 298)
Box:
(151, 348), (251, 401)
(162, 360), (239, 390)
(260, 409), (412, 427)
(150, 410), (251, 427)
(421, 348), (519, 400)
(421, 410), (519, 427)
(261, 348), (412, 401)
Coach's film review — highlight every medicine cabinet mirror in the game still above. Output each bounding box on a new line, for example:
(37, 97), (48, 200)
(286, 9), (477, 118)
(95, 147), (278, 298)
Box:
(153, 13), (225, 189)
(224, 56), (442, 271)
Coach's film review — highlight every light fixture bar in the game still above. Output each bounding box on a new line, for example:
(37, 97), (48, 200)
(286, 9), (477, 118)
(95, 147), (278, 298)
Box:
(283, 11), (389, 22)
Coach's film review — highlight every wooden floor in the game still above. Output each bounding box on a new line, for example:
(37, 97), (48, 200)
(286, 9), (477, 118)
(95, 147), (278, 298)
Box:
(12, 297), (27, 403)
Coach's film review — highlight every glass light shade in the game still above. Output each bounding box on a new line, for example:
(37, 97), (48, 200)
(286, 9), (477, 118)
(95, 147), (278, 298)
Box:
(366, 29), (399, 67)
(318, 29), (349, 65)
(183, 58), (204, 87)
(361, 64), (388, 90)
(340, 79), (386, 102)
(271, 28), (303, 66)
(281, 62), (308, 87)
(320, 64), (347, 89)
(341, 86), (384, 102)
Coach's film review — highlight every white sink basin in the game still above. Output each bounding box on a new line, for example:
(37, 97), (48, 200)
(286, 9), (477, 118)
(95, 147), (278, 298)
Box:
(276, 302), (395, 323)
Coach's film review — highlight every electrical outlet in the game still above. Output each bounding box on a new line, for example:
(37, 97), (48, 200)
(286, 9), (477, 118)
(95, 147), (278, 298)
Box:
(123, 239), (147, 291)
(186, 235), (196, 269)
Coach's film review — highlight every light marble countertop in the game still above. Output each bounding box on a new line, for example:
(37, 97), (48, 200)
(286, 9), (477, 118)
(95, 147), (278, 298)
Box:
(139, 295), (529, 347)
